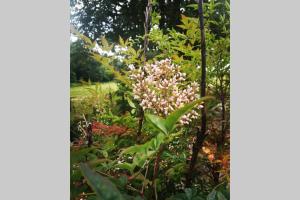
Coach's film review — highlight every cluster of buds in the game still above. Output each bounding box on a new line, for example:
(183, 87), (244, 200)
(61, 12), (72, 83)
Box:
(129, 59), (202, 125)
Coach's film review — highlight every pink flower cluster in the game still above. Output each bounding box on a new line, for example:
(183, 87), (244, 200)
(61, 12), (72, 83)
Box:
(129, 59), (202, 125)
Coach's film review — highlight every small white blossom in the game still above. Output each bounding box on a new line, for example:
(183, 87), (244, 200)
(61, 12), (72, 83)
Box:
(128, 64), (135, 70)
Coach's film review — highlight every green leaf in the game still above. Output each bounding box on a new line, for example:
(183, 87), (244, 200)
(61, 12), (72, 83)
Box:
(71, 25), (93, 46)
(100, 150), (108, 158)
(119, 36), (125, 46)
(225, 0), (230, 11)
(150, 133), (165, 150)
(117, 175), (128, 188)
(115, 163), (135, 174)
(207, 188), (228, 200)
(71, 147), (95, 164)
(79, 163), (125, 200)
(133, 153), (147, 167)
(216, 192), (227, 200)
(207, 182), (229, 200)
(207, 190), (217, 200)
(184, 188), (193, 200)
(121, 144), (146, 155)
(164, 97), (213, 133)
(186, 4), (198, 10)
(101, 36), (110, 49)
(145, 113), (168, 135)
(126, 97), (136, 109)
(130, 109), (136, 115)
(145, 97), (213, 135)
(177, 24), (187, 30)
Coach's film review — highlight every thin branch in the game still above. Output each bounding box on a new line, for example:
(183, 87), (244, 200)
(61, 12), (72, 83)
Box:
(141, 161), (149, 194)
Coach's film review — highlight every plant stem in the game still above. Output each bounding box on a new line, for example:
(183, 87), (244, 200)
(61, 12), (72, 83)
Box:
(152, 144), (165, 200)
(137, 108), (144, 138)
(137, 0), (152, 138)
(80, 192), (96, 196)
(87, 123), (93, 147)
(141, 161), (149, 195)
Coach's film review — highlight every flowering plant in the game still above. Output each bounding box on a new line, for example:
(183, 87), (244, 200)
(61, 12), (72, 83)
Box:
(129, 59), (202, 125)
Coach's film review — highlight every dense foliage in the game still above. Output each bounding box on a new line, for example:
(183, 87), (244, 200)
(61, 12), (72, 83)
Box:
(70, 0), (198, 41)
(70, 0), (230, 199)
(71, 40), (114, 83)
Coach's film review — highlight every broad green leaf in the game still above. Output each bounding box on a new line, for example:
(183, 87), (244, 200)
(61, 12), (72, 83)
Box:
(121, 133), (165, 156)
(164, 97), (213, 133)
(149, 133), (165, 150)
(145, 113), (168, 134)
(121, 144), (145, 155)
(79, 163), (125, 200)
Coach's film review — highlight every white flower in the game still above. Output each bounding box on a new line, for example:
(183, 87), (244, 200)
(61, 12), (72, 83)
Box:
(128, 64), (135, 70)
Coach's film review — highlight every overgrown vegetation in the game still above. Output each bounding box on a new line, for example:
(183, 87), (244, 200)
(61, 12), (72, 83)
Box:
(71, 40), (115, 83)
(70, 0), (230, 199)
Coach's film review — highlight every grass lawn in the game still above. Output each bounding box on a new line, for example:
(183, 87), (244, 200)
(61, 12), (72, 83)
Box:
(70, 82), (118, 99)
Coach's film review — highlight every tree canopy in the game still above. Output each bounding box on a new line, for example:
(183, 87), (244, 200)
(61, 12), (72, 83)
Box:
(70, 39), (114, 83)
(70, 0), (203, 41)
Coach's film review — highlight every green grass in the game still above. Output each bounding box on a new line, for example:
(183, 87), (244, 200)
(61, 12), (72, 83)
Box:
(70, 82), (118, 99)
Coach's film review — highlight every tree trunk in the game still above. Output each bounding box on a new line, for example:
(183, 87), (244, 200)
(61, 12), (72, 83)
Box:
(158, 0), (166, 29)
(143, 0), (152, 58)
(172, 0), (182, 28)
(186, 0), (207, 187)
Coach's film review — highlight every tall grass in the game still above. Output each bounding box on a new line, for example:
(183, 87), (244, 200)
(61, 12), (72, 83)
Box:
(70, 82), (118, 99)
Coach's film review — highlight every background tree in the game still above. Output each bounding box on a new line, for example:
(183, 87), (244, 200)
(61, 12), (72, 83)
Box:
(70, 39), (114, 83)
(70, 0), (202, 41)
